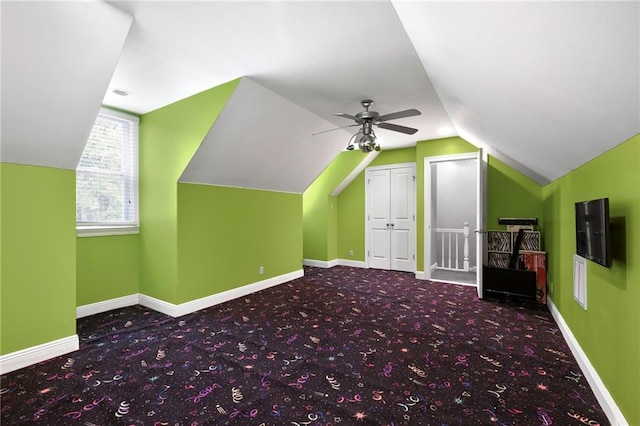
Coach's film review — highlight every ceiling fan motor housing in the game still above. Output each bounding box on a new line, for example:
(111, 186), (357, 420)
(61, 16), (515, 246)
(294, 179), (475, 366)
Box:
(356, 111), (379, 123)
(354, 99), (379, 124)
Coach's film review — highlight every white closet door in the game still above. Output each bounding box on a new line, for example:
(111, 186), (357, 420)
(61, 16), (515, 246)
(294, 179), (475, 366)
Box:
(366, 164), (415, 272)
(390, 166), (415, 272)
(368, 169), (391, 269)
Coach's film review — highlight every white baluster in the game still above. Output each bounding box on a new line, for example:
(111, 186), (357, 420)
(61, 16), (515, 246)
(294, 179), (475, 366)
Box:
(463, 222), (470, 272)
(448, 232), (452, 269)
(455, 233), (459, 270)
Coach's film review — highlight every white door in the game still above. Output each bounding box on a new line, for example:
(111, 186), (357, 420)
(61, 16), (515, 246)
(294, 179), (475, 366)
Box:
(366, 164), (416, 272)
(368, 169), (391, 269)
(390, 167), (414, 271)
(476, 150), (487, 298)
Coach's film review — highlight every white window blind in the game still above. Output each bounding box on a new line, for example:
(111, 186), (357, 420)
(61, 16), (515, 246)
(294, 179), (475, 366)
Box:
(76, 108), (139, 231)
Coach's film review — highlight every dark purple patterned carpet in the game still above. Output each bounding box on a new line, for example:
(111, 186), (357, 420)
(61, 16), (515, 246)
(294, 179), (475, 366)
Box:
(1, 266), (607, 425)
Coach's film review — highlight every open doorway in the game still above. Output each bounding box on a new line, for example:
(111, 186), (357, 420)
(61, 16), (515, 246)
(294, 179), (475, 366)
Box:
(424, 152), (485, 294)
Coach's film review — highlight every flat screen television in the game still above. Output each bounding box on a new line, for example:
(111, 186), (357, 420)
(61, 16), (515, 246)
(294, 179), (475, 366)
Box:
(575, 198), (611, 267)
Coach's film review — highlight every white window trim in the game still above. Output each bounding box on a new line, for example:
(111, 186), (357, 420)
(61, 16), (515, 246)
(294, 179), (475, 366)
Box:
(76, 108), (139, 237)
(77, 225), (140, 238)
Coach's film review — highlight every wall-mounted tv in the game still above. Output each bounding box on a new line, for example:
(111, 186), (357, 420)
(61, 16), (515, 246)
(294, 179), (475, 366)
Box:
(575, 198), (611, 267)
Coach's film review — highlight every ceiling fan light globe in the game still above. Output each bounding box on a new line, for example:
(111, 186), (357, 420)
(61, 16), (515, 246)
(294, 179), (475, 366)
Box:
(357, 134), (376, 145)
(360, 143), (373, 153)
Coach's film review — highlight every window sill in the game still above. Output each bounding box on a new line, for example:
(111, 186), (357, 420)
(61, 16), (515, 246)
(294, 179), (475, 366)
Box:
(77, 226), (140, 238)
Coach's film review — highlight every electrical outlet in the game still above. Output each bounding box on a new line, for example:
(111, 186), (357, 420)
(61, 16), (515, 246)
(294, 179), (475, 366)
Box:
(349, 249), (354, 257)
(259, 266), (264, 275)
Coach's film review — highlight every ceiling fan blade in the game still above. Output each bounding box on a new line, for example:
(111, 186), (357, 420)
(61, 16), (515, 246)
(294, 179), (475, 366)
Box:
(311, 123), (358, 136)
(377, 122), (419, 135)
(333, 112), (358, 121)
(377, 108), (421, 122)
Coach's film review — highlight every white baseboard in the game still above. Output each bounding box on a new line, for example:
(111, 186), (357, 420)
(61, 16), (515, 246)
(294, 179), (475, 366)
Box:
(434, 279), (477, 287)
(77, 294), (139, 318)
(174, 269), (303, 317)
(415, 270), (427, 280)
(303, 259), (338, 268)
(304, 258), (367, 269)
(547, 297), (627, 426)
(337, 259), (366, 268)
(0, 335), (79, 375)
(138, 269), (304, 318)
(74, 270), (305, 319)
(138, 293), (180, 317)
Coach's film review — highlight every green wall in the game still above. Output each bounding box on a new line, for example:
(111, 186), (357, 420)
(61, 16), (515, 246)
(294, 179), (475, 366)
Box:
(303, 150), (369, 261)
(1, 163), (76, 355)
(76, 235), (139, 306)
(336, 172), (365, 261)
(177, 184), (302, 303)
(487, 156), (543, 231)
(369, 147), (416, 167)
(303, 187), (328, 260)
(139, 79), (239, 303)
(543, 134), (639, 424)
(140, 77), (304, 307)
(328, 195), (338, 261)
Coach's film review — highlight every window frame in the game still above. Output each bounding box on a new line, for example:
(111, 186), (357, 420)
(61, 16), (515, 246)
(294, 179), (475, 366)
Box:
(76, 107), (140, 238)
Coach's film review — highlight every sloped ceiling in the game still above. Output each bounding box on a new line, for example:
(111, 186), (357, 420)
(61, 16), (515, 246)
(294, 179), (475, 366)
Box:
(1, 1), (132, 170)
(180, 77), (350, 193)
(393, 1), (640, 183)
(2, 1), (638, 189)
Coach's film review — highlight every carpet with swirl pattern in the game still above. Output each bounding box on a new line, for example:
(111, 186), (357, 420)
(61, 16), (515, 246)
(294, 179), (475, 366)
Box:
(1, 266), (607, 425)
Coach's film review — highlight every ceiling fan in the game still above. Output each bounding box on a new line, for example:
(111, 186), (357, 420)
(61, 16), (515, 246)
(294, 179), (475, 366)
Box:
(314, 99), (421, 152)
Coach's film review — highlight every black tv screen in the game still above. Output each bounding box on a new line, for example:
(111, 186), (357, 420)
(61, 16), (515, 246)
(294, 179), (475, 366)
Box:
(575, 198), (611, 267)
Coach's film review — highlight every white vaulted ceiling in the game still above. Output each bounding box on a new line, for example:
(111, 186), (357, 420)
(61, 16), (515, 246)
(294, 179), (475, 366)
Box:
(393, 1), (640, 183)
(1, 1), (133, 169)
(2, 1), (638, 189)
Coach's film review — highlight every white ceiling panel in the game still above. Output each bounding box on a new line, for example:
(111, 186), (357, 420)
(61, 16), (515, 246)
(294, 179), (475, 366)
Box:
(393, 1), (640, 183)
(180, 77), (351, 193)
(105, 1), (453, 150)
(1, 1), (132, 169)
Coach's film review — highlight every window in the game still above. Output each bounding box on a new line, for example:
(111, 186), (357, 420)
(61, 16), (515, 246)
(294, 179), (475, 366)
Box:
(76, 108), (139, 236)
